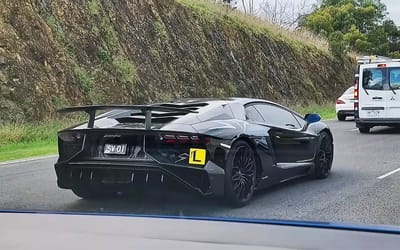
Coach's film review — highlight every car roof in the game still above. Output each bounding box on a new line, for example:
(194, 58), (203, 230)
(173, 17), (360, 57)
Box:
(159, 97), (303, 119)
(164, 97), (281, 106)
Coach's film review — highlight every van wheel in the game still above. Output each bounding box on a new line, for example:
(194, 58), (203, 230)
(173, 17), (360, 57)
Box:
(337, 114), (346, 121)
(359, 127), (370, 133)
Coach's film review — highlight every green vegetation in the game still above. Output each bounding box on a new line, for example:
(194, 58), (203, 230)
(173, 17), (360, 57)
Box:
(154, 21), (169, 42)
(98, 48), (112, 64)
(45, 15), (65, 42)
(88, 0), (101, 16)
(112, 56), (138, 85)
(293, 103), (336, 120)
(0, 141), (57, 162)
(73, 65), (94, 92)
(303, 0), (400, 57)
(0, 120), (78, 162)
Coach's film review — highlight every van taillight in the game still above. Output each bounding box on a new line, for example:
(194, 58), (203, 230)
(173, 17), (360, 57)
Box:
(354, 101), (358, 110)
(354, 76), (359, 100)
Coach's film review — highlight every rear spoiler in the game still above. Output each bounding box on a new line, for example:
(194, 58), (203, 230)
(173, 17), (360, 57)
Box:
(57, 105), (197, 129)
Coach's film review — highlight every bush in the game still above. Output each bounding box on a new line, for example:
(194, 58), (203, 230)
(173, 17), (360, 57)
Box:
(328, 31), (346, 58)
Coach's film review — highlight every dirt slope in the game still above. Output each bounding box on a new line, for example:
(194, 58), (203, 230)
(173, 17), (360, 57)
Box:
(0, 0), (354, 122)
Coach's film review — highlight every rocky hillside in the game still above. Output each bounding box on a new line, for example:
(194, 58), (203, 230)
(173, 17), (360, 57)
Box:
(0, 0), (354, 122)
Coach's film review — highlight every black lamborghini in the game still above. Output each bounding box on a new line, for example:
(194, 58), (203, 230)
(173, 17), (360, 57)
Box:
(55, 98), (334, 207)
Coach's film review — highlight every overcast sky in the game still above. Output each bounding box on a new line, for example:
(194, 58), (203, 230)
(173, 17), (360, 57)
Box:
(239, 0), (400, 25)
(384, 0), (400, 25)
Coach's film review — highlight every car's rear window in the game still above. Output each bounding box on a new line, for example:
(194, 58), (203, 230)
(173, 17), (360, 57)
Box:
(362, 67), (400, 90)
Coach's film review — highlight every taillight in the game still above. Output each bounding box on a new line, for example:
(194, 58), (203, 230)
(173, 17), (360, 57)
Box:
(59, 131), (84, 143)
(354, 77), (359, 100)
(160, 134), (176, 144)
(160, 134), (209, 144)
(354, 102), (359, 110)
(336, 99), (345, 104)
(176, 135), (190, 143)
(58, 131), (85, 161)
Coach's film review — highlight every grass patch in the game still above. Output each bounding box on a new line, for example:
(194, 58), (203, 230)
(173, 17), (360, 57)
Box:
(0, 141), (57, 162)
(0, 119), (78, 162)
(176, 0), (329, 53)
(293, 103), (336, 120)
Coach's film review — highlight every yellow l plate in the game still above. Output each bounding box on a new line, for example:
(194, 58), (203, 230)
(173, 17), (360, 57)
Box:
(189, 148), (206, 165)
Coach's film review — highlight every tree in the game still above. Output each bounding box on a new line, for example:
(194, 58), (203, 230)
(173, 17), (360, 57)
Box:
(302, 0), (399, 57)
(238, 0), (255, 14)
(258, 0), (312, 28)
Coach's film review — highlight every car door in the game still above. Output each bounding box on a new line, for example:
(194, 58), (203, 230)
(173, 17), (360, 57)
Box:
(253, 104), (317, 166)
(359, 66), (389, 119)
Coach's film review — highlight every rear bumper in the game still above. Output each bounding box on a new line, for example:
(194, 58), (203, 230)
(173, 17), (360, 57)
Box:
(337, 110), (355, 116)
(355, 118), (400, 127)
(55, 160), (225, 196)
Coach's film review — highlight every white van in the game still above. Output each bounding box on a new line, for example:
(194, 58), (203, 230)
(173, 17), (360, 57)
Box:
(355, 56), (400, 133)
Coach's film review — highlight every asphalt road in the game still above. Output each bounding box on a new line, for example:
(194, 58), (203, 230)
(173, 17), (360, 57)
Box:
(1, 120), (400, 226)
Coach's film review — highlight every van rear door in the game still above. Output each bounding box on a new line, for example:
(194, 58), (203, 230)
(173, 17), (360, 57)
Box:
(386, 67), (400, 118)
(358, 65), (389, 119)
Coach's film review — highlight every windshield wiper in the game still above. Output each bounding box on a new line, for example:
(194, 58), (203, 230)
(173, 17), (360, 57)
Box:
(389, 85), (397, 95)
(363, 88), (369, 95)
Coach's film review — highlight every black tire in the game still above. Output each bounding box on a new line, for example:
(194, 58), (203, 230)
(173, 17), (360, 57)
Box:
(337, 113), (346, 121)
(224, 140), (257, 207)
(313, 132), (333, 179)
(359, 127), (370, 133)
(72, 185), (114, 200)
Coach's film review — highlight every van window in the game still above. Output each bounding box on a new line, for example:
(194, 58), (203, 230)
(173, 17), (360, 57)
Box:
(389, 68), (400, 89)
(362, 68), (385, 90)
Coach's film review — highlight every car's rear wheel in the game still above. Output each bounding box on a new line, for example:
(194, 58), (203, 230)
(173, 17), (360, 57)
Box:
(359, 127), (370, 133)
(72, 185), (115, 200)
(313, 132), (333, 179)
(337, 113), (346, 121)
(224, 141), (257, 207)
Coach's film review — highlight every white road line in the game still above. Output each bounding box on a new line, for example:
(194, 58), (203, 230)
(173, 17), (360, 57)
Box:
(377, 167), (400, 179)
(0, 155), (58, 167)
(349, 128), (358, 132)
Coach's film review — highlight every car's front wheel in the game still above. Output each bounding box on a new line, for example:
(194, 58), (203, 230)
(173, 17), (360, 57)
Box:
(72, 185), (115, 200)
(313, 132), (333, 179)
(224, 140), (257, 207)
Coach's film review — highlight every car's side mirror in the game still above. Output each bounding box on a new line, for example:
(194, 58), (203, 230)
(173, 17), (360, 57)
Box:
(305, 113), (321, 124)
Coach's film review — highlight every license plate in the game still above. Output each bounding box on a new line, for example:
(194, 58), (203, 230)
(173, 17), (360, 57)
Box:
(367, 110), (380, 117)
(104, 144), (127, 155)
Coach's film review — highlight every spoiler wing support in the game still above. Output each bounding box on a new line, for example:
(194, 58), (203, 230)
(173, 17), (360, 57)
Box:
(57, 105), (197, 129)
